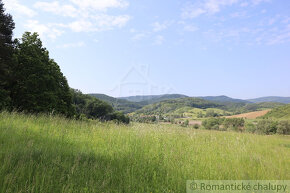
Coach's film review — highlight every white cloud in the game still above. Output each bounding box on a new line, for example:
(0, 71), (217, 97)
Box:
(34, 1), (77, 17)
(68, 20), (94, 32)
(184, 24), (199, 32)
(31, 0), (131, 36)
(67, 15), (130, 32)
(69, 0), (129, 11)
(181, 0), (271, 19)
(57, 41), (85, 48)
(153, 35), (165, 45)
(24, 20), (65, 40)
(132, 33), (148, 41)
(152, 21), (173, 32)
(182, 0), (239, 19)
(251, 0), (270, 6)
(3, 0), (36, 17)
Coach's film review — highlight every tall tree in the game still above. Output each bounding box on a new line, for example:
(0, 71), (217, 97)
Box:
(11, 32), (75, 116)
(0, 0), (15, 110)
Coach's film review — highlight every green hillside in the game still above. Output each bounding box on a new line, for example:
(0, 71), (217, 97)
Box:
(132, 97), (284, 120)
(134, 97), (222, 115)
(263, 104), (290, 119)
(119, 94), (188, 104)
(89, 94), (143, 113)
(200, 95), (251, 103)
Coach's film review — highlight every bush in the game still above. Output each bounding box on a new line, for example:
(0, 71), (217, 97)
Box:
(277, 121), (290, 135)
(256, 120), (278, 135)
(223, 118), (244, 131)
(193, 124), (200, 129)
(202, 118), (221, 130)
(181, 120), (189, 127)
(245, 122), (256, 133)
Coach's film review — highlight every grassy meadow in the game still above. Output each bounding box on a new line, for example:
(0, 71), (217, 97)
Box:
(0, 112), (289, 193)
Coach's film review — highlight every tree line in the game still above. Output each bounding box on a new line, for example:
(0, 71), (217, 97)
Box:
(0, 0), (129, 123)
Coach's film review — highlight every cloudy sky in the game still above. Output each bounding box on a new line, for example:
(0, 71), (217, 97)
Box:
(3, 0), (290, 98)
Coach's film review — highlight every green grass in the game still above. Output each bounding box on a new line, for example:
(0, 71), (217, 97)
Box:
(0, 112), (289, 193)
(263, 104), (290, 120)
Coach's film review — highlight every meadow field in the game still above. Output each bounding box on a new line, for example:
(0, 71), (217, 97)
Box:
(0, 112), (289, 193)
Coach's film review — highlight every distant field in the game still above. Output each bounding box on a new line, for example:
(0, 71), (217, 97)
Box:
(0, 112), (289, 193)
(226, 109), (271, 119)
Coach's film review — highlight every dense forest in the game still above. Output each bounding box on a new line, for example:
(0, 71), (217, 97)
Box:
(0, 1), (129, 123)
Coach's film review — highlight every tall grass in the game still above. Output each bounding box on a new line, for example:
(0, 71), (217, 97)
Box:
(0, 112), (289, 193)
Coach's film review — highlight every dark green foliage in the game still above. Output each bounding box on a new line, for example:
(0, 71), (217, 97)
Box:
(10, 32), (74, 116)
(256, 120), (278, 135)
(200, 95), (251, 103)
(86, 99), (113, 120)
(202, 118), (244, 131)
(223, 118), (245, 131)
(204, 109), (219, 117)
(202, 118), (221, 130)
(0, 0), (15, 110)
(89, 94), (143, 113)
(245, 120), (290, 135)
(136, 97), (222, 115)
(72, 89), (129, 124)
(277, 121), (290, 135)
(130, 114), (157, 123)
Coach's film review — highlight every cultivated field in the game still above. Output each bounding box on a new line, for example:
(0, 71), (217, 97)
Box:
(226, 109), (271, 119)
(0, 112), (289, 193)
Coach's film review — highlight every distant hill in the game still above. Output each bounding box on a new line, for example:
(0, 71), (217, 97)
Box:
(119, 94), (188, 104)
(263, 104), (290, 119)
(248, 96), (290, 104)
(200, 95), (251, 103)
(132, 97), (284, 119)
(134, 97), (222, 115)
(89, 94), (143, 114)
(89, 93), (286, 116)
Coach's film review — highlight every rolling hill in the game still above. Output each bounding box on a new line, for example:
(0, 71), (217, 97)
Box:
(119, 94), (188, 104)
(263, 104), (290, 119)
(200, 95), (251, 103)
(89, 93), (286, 117)
(89, 94), (143, 113)
(248, 96), (290, 104)
(132, 97), (284, 119)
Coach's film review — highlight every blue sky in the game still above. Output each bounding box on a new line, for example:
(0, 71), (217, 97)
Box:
(3, 0), (290, 99)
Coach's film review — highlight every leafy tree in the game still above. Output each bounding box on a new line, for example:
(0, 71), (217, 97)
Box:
(11, 32), (74, 116)
(71, 89), (130, 123)
(0, 0), (15, 110)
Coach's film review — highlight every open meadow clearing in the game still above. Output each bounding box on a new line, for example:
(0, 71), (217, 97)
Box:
(0, 112), (289, 193)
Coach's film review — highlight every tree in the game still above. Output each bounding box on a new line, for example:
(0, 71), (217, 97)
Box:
(11, 32), (74, 116)
(0, 0), (15, 110)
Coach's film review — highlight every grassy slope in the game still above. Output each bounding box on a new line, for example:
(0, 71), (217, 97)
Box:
(0, 112), (289, 193)
(263, 104), (290, 119)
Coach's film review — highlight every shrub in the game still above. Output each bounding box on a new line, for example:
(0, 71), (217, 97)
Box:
(277, 121), (290, 135)
(256, 120), (278, 135)
(245, 122), (256, 133)
(202, 118), (221, 130)
(181, 120), (189, 127)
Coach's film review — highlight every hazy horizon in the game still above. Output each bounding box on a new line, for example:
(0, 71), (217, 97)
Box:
(5, 0), (290, 98)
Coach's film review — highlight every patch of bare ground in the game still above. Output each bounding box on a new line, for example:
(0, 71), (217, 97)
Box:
(225, 109), (271, 119)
